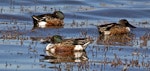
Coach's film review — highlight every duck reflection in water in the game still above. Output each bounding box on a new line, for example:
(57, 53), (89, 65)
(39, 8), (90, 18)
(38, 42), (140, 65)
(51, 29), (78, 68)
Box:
(97, 33), (135, 46)
(40, 50), (88, 63)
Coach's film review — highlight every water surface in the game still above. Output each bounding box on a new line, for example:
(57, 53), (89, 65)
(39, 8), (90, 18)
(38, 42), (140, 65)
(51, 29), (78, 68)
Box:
(0, 0), (150, 71)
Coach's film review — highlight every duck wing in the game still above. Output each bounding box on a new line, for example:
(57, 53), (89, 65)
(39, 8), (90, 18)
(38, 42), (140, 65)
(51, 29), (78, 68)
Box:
(32, 13), (54, 21)
(97, 23), (116, 33)
(61, 38), (90, 45)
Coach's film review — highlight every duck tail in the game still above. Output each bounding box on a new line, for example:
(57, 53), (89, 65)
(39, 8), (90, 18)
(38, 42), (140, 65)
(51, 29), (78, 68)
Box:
(32, 15), (39, 21)
(83, 41), (91, 49)
(32, 15), (39, 28)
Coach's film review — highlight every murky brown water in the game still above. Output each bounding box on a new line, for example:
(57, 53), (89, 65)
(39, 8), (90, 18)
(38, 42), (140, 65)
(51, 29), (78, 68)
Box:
(0, 0), (150, 71)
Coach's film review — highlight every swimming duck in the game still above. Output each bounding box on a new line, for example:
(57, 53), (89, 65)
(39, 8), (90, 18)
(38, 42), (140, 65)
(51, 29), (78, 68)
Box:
(32, 11), (64, 28)
(45, 35), (93, 53)
(97, 19), (136, 35)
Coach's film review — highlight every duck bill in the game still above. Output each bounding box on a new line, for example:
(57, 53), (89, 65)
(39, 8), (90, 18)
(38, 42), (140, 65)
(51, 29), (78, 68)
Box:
(128, 23), (136, 28)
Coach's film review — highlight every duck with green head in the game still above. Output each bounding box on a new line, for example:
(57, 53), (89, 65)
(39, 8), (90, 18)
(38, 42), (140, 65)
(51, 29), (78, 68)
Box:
(32, 11), (64, 28)
(46, 35), (93, 53)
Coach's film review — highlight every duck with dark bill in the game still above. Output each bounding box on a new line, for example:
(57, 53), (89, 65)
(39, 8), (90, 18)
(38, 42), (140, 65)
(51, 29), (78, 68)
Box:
(97, 19), (136, 35)
(32, 11), (64, 28)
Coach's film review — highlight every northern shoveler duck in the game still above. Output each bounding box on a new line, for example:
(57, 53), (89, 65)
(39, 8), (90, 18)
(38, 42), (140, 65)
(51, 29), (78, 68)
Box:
(97, 19), (136, 35)
(32, 11), (64, 28)
(45, 35), (93, 53)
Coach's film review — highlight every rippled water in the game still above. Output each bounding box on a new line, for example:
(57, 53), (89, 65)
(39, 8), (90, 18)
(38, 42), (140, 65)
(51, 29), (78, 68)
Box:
(0, 0), (150, 71)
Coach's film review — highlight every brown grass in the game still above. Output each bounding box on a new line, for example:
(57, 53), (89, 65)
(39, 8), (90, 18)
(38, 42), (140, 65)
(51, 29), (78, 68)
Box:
(140, 32), (150, 47)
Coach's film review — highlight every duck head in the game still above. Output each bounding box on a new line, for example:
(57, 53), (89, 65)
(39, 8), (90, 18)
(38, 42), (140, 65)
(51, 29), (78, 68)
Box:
(119, 19), (136, 28)
(51, 35), (63, 43)
(53, 11), (64, 20)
